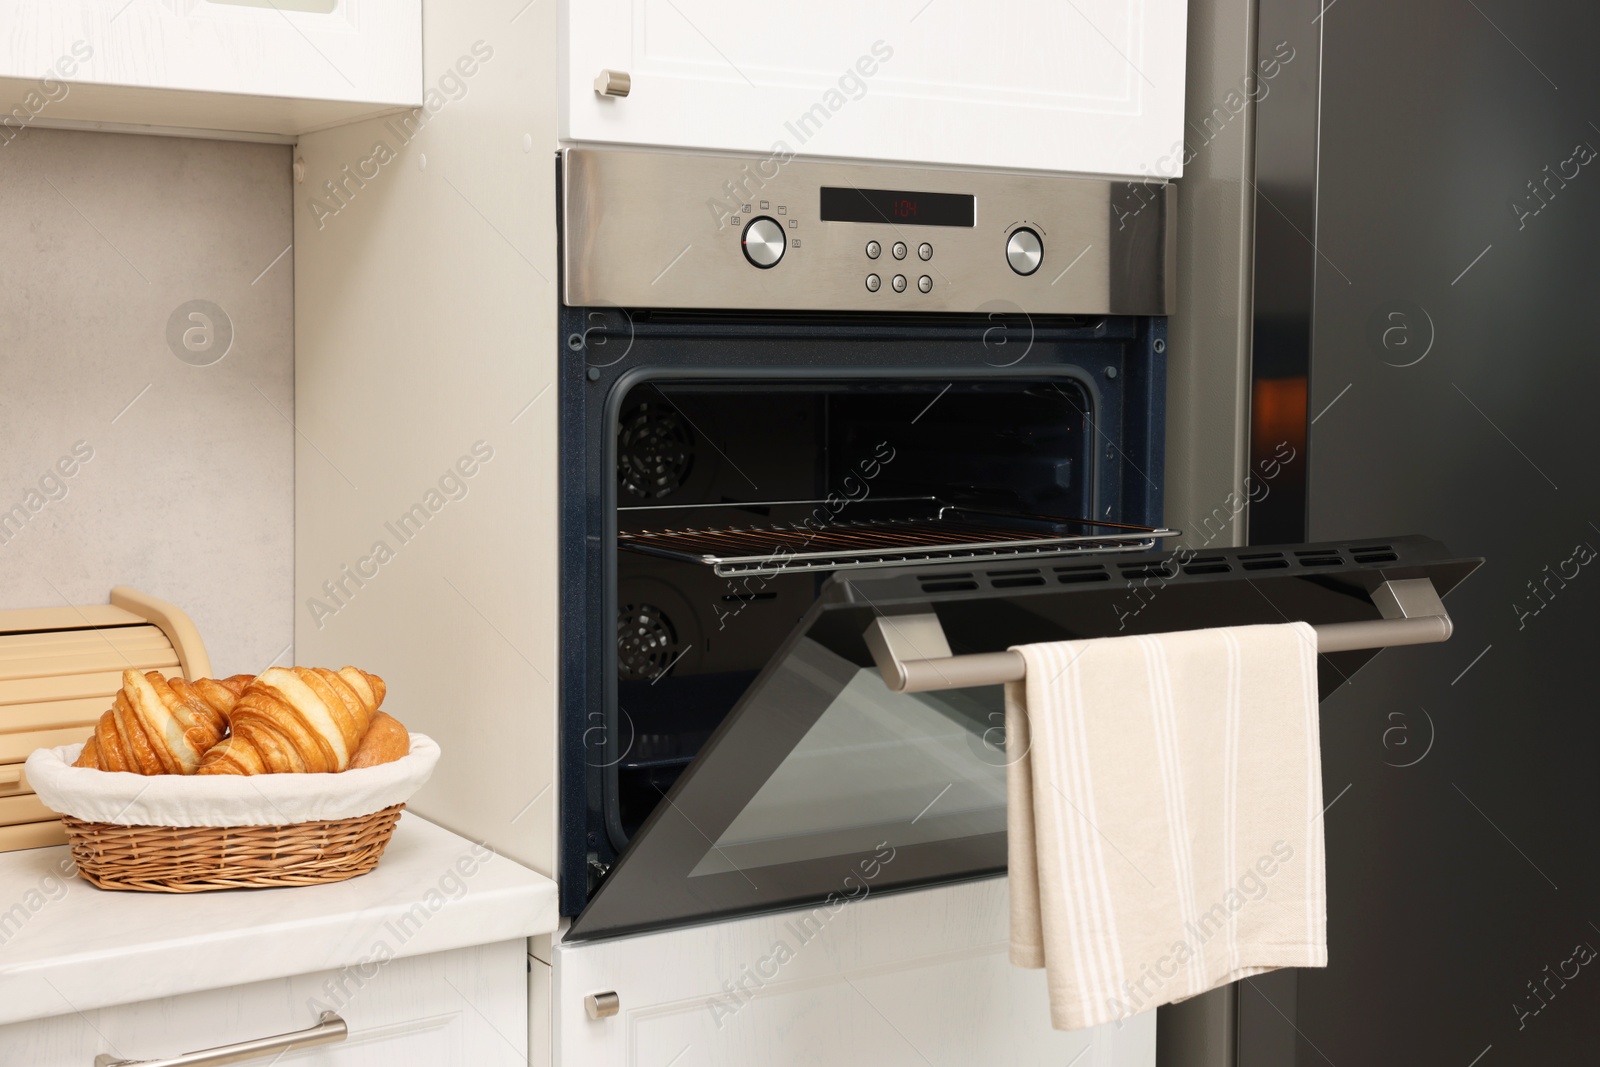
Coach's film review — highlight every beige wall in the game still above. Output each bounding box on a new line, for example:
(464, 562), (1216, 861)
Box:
(294, 0), (561, 875)
(0, 127), (293, 677)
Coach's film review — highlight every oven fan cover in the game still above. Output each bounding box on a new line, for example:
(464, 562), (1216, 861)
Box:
(615, 577), (704, 681)
(617, 402), (694, 500)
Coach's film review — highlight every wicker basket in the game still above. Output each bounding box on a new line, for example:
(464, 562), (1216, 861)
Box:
(27, 735), (438, 893)
(60, 804), (406, 892)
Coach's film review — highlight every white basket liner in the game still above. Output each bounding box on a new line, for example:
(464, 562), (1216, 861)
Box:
(25, 734), (440, 827)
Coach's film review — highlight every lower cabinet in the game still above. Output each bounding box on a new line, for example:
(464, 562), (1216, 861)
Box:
(0, 940), (526, 1067)
(4, 892), (1159, 1065)
(553, 877), (1157, 1067)
(530, 951), (553, 1067)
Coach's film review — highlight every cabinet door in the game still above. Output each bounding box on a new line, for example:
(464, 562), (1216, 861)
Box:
(555, 877), (1156, 1066)
(562, 0), (1187, 177)
(0, 0), (420, 114)
(0, 941), (525, 1067)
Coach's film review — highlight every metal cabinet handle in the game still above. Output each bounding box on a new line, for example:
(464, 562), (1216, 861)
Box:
(585, 991), (620, 1019)
(93, 1011), (346, 1067)
(594, 69), (631, 97)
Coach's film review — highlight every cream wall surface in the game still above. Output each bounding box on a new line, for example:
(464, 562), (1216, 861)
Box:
(0, 127), (293, 677)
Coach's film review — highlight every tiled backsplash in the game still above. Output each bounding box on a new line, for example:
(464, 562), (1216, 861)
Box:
(0, 128), (293, 677)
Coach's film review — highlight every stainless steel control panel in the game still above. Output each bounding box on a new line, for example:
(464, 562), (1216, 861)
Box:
(561, 148), (1174, 315)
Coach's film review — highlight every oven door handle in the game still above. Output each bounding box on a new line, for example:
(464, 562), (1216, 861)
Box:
(865, 577), (1453, 694)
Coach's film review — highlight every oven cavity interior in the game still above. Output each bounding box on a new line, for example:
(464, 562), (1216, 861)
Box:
(608, 377), (1170, 842)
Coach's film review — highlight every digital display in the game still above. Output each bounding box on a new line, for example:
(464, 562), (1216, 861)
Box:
(819, 187), (976, 227)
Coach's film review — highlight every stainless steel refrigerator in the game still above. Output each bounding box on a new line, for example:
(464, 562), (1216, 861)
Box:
(1239, 0), (1600, 1062)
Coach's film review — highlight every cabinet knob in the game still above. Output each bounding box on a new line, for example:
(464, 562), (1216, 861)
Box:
(585, 991), (621, 1019)
(594, 70), (631, 97)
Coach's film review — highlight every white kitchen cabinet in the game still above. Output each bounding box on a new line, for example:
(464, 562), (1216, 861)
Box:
(561, 0), (1187, 177)
(553, 877), (1156, 1066)
(0, 940), (526, 1067)
(531, 952), (554, 1067)
(0, 0), (420, 139)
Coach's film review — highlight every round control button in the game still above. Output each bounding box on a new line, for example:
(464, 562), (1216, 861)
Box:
(891, 241), (907, 260)
(741, 216), (786, 269)
(918, 275), (932, 293)
(918, 243), (933, 261)
(891, 274), (907, 293)
(1005, 227), (1043, 276)
(865, 273), (881, 292)
(865, 240), (881, 260)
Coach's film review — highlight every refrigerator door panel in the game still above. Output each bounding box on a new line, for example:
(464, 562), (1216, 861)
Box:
(1249, 1), (1600, 1062)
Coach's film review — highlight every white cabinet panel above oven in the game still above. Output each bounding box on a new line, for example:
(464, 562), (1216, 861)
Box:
(562, 0), (1189, 178)
(0, 0), (421, 138)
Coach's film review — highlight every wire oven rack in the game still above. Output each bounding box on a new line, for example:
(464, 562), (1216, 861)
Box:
(617, 497), (1179, 577)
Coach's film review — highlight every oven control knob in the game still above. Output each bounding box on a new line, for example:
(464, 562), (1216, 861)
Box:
(1006, 227), (1043, 276)
(741, 216), (786, 269)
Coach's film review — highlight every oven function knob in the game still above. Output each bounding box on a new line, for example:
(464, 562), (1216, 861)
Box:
(865, 240), (881, 259)
(865, 273), (881, 292)
(741, 216), (786, 269)
(891, 274), (907, 293)
(918, 242), (933, 261)
(1005, 227), (1043, 276)
(918, 275), (932, 293)
(891, 242), (907, 260)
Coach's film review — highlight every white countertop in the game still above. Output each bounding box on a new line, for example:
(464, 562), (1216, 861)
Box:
(0, 813), (559, 1026)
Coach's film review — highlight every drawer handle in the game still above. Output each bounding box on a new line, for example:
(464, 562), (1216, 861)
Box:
(92, 1010), (346, 1067)
(0, 767), (21, 789)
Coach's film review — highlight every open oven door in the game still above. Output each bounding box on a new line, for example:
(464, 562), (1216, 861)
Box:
(566, 535), (1480, 941)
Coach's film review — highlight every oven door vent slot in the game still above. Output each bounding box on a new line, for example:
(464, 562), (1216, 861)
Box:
(1119, 558), (1183, 581)
(920, 579), (980, 593)
(1053, 562), (1112, 585)
(986, 567), (1048, 589)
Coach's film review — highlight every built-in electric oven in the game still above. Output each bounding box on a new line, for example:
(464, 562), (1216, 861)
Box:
(555, 148), (1479, 942)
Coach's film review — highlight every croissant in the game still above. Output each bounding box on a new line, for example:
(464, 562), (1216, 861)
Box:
(196, 666), (385, 775)
(347, 711), (410, 769)
(74, 670), (253, 775)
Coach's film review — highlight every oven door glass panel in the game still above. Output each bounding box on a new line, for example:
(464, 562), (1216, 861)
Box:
(566, 536), (1479, 941)
(686, 639), (1006, 877)
(569, 588), (1013, 942)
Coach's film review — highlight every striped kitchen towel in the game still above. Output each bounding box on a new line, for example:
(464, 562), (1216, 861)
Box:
(1005, 623), (1328, 1031)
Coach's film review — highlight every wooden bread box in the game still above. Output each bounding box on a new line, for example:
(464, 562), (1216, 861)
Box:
(0, 587), (210, 853)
